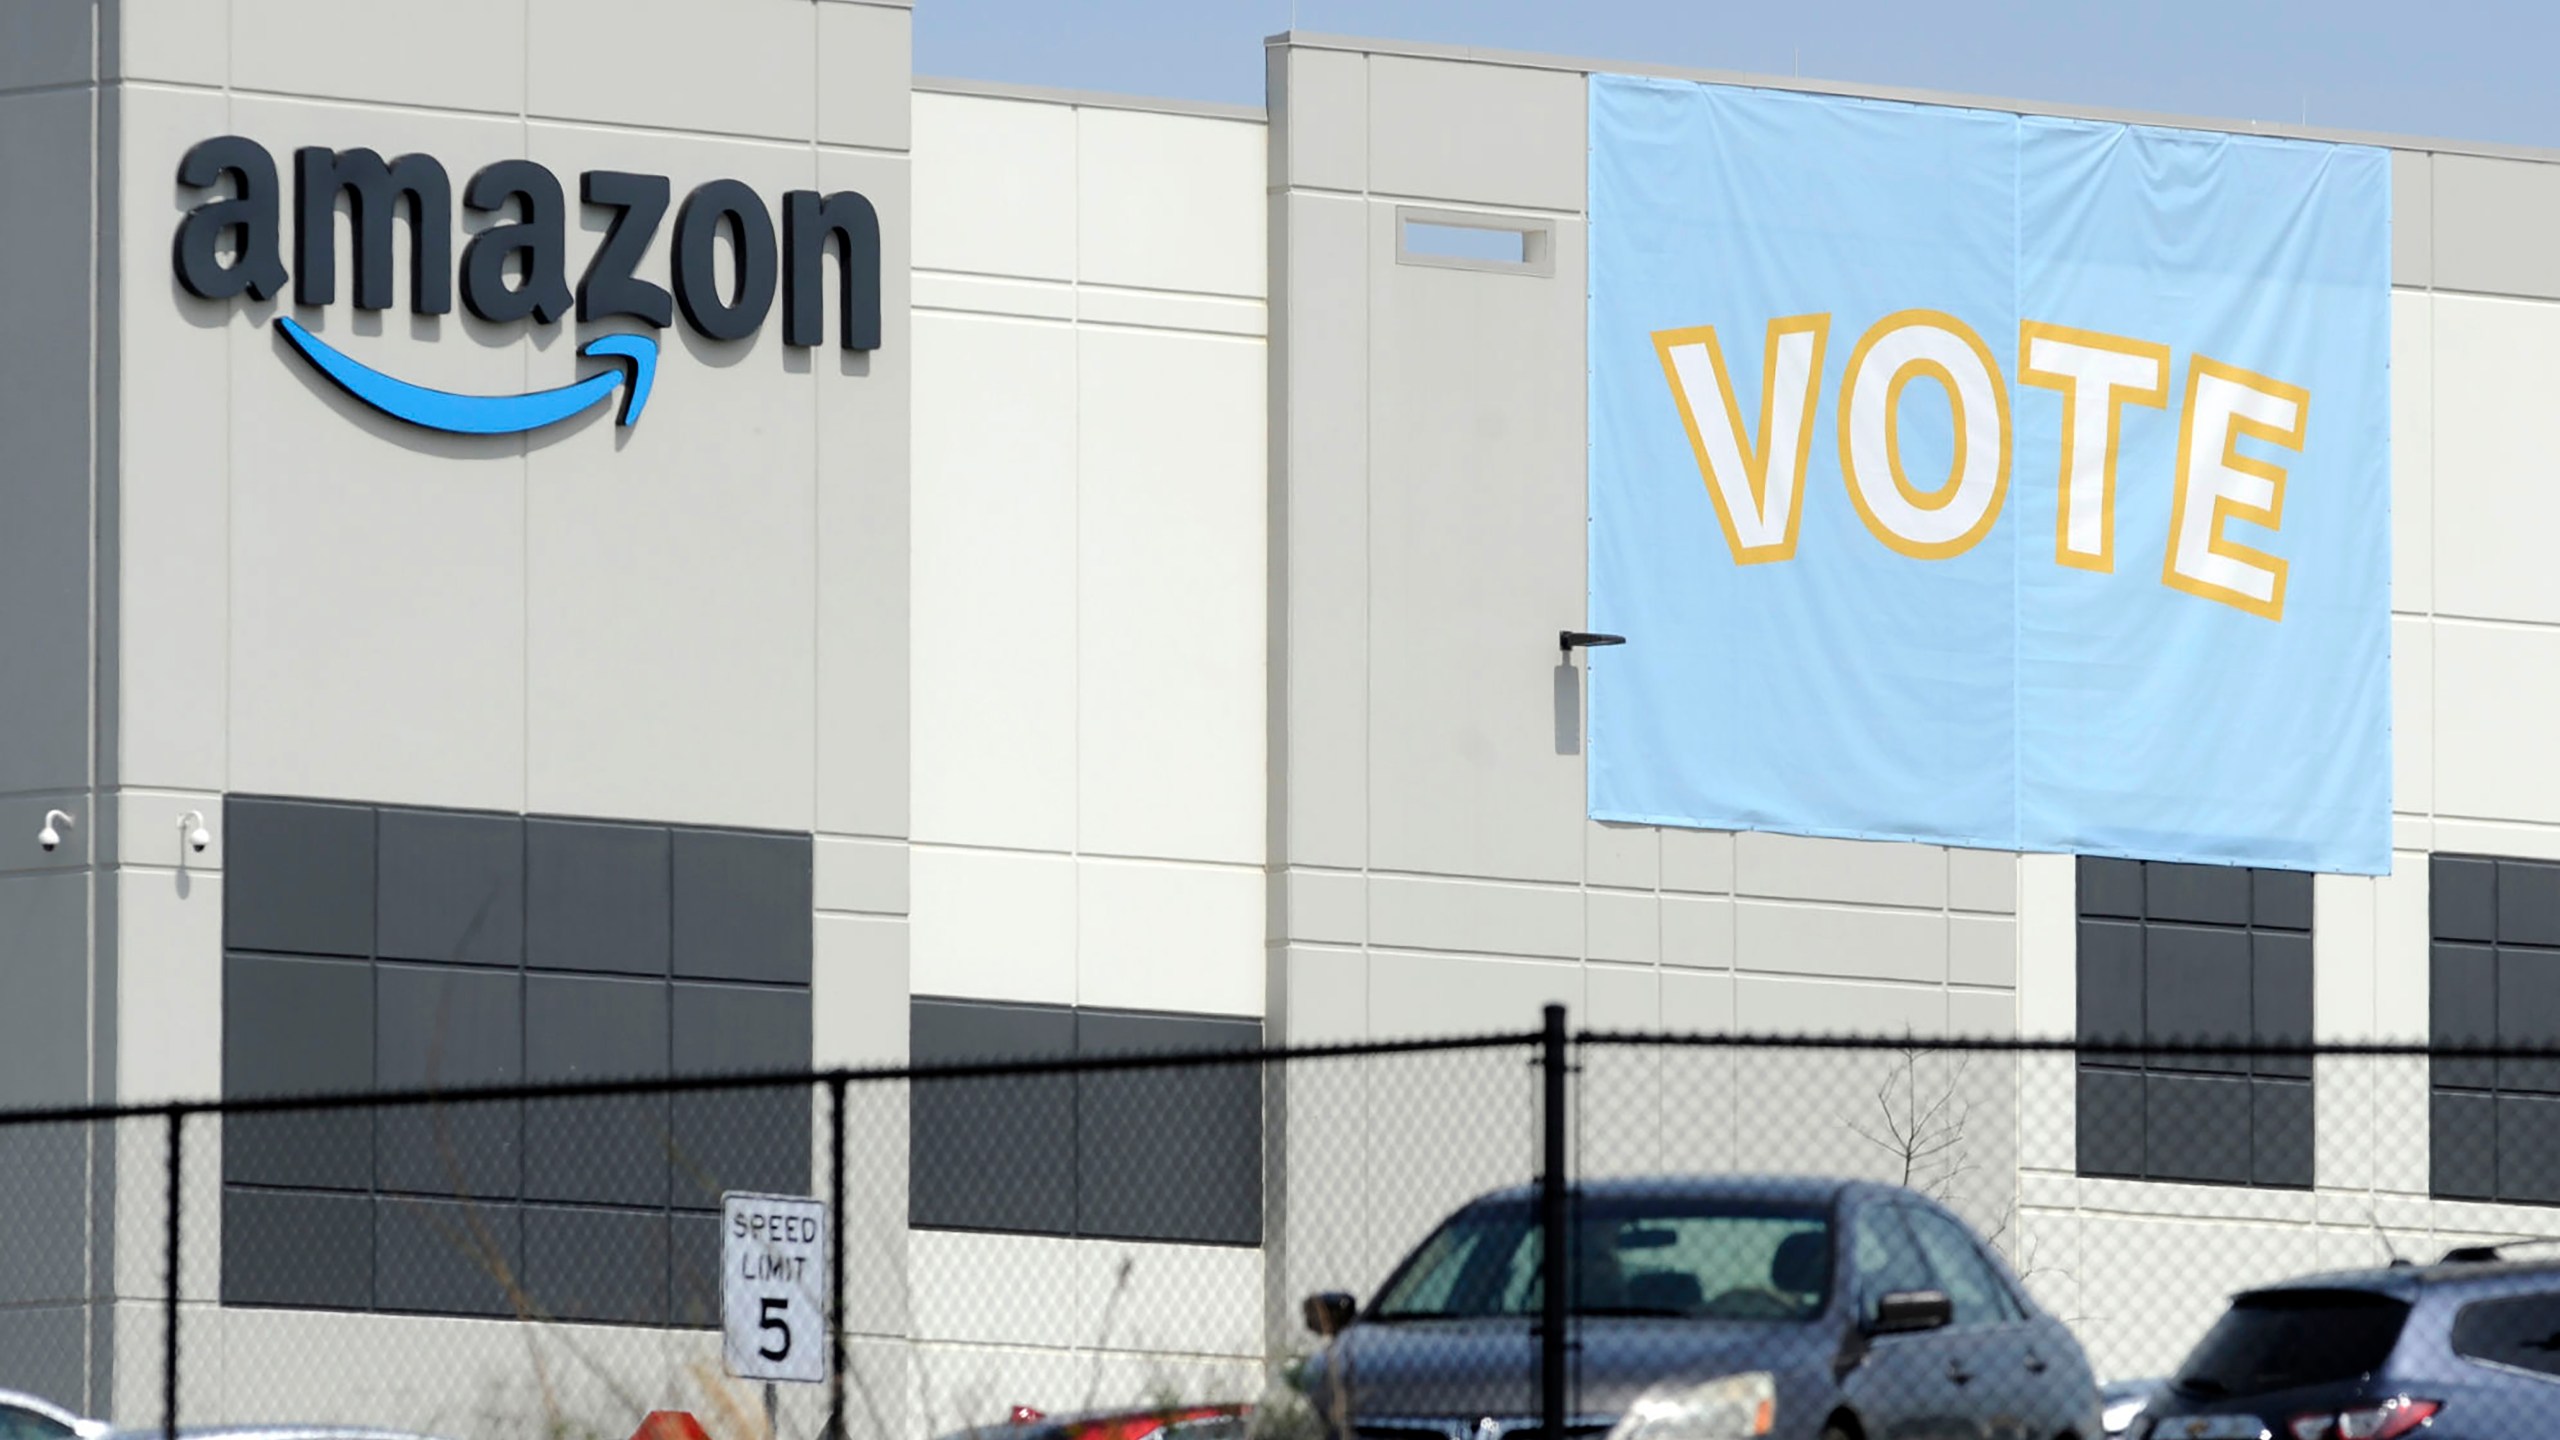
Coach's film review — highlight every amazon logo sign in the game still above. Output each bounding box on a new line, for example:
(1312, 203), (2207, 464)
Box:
(173, 137), (881, 435)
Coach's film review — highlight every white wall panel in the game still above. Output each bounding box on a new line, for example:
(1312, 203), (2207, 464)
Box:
(911, 93), (1077, 280)
(2435, 620), (2560, 824)
(527, 0), (817, 140)
(1368, 950), (1577, 1037)
(2431, 293), (2560, 624)
(909, 312), (1079, 851)
(1075, 109), (1266, 299)
(1734, 900), (1947, 987)
(909, 846), (1076, 1005)
(2391, 289), (2432, 613)
(1075, 858), (1262, 1016)
(234, 0), (524, 114)
(2394, 616), (2432, 815)
(1075, 328), (1265, 866)
(117, 870), (221, 1103)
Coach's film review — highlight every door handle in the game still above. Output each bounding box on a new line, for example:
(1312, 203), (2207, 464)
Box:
(2024, 1350), (2049, 1374)
(1946, 1362), (1974, 1386)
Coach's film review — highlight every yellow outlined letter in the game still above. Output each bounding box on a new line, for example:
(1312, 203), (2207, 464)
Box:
(2017, 321), (2170, 573)
(1652, 315), (1832, 565)
(2164, 355), (2310, 622)
(1837, 310), (2012, 560)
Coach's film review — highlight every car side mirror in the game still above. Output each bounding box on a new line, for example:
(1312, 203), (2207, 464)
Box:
(1868, 1289), (1954, 1334)
(1303, 1291), (1357, 1336)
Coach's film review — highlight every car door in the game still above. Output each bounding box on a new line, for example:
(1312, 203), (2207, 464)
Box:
(1900, 1206), (2041, 1440)
(1836, 1200), (1983, 1440)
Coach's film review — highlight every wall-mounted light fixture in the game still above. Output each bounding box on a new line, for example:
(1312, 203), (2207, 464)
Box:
(179, 810), (210, 855)
(1559, 631), (1627, 655)
(38, 809), (73, 853)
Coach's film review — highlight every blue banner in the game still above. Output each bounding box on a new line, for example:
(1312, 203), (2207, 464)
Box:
(1587, 75), (2391, 873)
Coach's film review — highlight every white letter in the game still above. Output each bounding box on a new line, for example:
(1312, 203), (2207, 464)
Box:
(1652, 315), (1831, 564)
(2018, 322), (2170, 572)
(2165, 356), (2308, 621)
(1838, 310), (2011, 560)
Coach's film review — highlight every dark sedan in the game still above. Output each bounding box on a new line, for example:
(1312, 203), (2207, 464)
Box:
(1298, 1175), (2099, 1440)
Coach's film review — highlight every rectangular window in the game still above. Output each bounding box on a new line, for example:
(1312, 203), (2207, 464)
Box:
(908, 998), (1263, 1246)
(2429, 854), (2560, 1204)
(1393, 205), (1556, 277)
(219, 795), (814, 1327)
(2075, 856), (2313, 1188)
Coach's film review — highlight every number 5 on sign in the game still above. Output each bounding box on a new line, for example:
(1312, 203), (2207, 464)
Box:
(722, 1192), (829, 1383)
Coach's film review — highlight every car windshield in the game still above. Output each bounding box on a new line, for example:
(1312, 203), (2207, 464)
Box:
(2174, 1290), (2411, 1397)
(1368, 1196), (1832, 1322)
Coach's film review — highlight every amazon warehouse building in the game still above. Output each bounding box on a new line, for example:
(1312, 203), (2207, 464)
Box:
(6, 0), (2560, 1429)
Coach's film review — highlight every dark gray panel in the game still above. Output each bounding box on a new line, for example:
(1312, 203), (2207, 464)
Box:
(2499, 1093), (2560, 1205)
(524, 975), (668, 1206)
(2075, 919), (2144, 1052)
(221, 1187), (372, 1309)
(2253, 930), (2315, 1080)
(671, 1210), (722, 1328)
(377, 808), (524, 965)
(2074, 1067), (2144, 1178)
(2146, 924), (2252, 1073)
(526, 819), (669, 976)
(2500, 860), (2560, 947)
(2433, 856), (2497, 943)
(2251, 869), (2313, 932)
(2432, 1090), (2498, 1201)
(910, 999), (1075, 1235)
(2434, 942), (2499, 1092)
(2145, 1073), (2253, 1185)
(523, 1206), (668, 1325)
(0, 1125), (88, 1305)
(2499, 950), (2560, 1096)
(224, 954), (373, 1189)
(2147, 863), (2251, 927)
(2076, 857), (2143, 920)
(2251, 1079), (2314, 1189)
(671, 828), (812, 984)
(224, 796), (375, 957)
(377, 1195), (521, 1317)
(672, 984), (813, 1209)
(1075, 1012), (1263, 1245)
(375, 964), (521, 1200)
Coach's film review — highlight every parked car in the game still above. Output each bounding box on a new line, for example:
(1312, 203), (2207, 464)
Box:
(2133, 1243), (2560, 1439)
(935, 1404), (1251, 1440)
(2099, 1378), (2162, 1437)
(1297, 1175), (2100, 1440)
(0, 1392), (107, 1440)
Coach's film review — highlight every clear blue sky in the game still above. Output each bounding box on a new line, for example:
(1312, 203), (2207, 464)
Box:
(915, 0), (2560, 149)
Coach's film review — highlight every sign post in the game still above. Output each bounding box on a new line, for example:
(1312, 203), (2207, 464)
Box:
(723, 1191), (830, 1389)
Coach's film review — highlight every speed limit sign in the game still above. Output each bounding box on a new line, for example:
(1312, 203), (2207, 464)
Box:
(721, 1192), (829, 1383)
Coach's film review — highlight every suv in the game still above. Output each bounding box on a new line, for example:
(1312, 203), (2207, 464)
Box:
(1297, 1175), (2100, 1440)
(2136, 1245), (2560, 1439)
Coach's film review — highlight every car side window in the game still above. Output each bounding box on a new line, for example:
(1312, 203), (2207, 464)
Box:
(1850, 1204), (1934, 1322)
(1901, 1207), (2015, 1327)
(0, 1407), (74, 1440)
(2452, 1292), (2560, 1380)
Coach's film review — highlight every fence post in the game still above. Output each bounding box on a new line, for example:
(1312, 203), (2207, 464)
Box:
(1538, 1004), (1568, 1440)
(827, 1075), (848, 1440)
(162, 1105), (183, 1440)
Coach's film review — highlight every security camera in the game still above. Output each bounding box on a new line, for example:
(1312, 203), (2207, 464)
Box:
(38, 809), (72, 853)
(180, 810), (210, 854)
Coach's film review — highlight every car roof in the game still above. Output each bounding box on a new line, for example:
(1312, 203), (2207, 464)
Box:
(102, 1428), (453, 1440)
(2244, 1256), (2560, 1300)
(1465, 1174), (1876, 1209)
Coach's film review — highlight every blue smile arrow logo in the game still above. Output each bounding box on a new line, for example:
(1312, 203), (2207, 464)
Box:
(275, 316), (658, 435)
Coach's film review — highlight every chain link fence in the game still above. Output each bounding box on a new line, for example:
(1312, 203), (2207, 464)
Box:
(4, 1013), (2557, 1440)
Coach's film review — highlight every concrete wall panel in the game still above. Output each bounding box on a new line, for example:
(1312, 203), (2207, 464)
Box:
(1365, 57), (1584, 212)
(233, 0), (525, 115)
(1077, 109), (1266, 298)
(2435, 154), (2560, 300)
(911, 93), (1076, 281)
(2431, 293), (2560, 624)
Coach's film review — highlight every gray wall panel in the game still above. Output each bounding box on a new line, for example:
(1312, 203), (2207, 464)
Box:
(524, 1206), (669, 1325)
(909, 999), (1076, 1235)
(672, 828), (812, 984)
(2077, 857), (2143, 920)
(2145, 1074), (2253, 1185)
(377, 1196), (521, 1318)
(224, 798), (375, 957)
(377, 809), (524, 965)
(2145, 924), (2251, 1067)
(2497, 1094), (2560, 1204)
(0, 1124), (88, 1304)
(2434, 154), (2560, 299)
(2251, 1079), (2314, 1189)
(2497, 859), (2560, 946)
(671, 983), (813, 1208)
(524, 975), (669, 1207)
(2433, 941), (2500, 1091)
(2076, 1068), (2144, 1178)
(222, 1188), (372, 1310)
(224, 954), (373, 1189)
(2252, 869), (2313, 932)
(2497, 950), (2560, 1094)
(2145, 863), (2251, 927)
(671, 1210), (721, 1328)
(374, 964), (522, 1200)
(2391, 150), (2431, 290)
(1076, 1011), (1262, 1245)
(2076, 920), (2142, 1045)
(2433, 855), (2496, 941)
(526, 819), (670, 976)
(2431, 1090), (2497, 1200)
(2253, 931), (2315, 1079)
